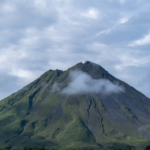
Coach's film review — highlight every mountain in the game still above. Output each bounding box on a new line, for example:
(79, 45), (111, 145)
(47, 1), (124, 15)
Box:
(0, 61), (150, 150)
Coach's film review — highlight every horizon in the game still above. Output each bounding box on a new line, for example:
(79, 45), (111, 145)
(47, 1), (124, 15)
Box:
(0, 60), (149, 100)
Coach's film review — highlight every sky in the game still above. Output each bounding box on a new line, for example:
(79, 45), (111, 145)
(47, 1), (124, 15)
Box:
(0, 0), (150, 100)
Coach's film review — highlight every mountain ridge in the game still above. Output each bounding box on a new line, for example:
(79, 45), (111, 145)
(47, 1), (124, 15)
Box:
(0, 61), (150, 150)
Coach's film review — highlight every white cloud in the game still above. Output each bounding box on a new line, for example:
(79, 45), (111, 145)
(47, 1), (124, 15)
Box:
(118, 16), (130, 24)
(115, 54), (150, 70)
(62, 70), (124, 95)
(81, 8), (99, 19)
(10, 69), (35, 80)
(129, 32), (150, 46)
(95, 16), (131, 37)
(87, 42), (150, 71)
(0, 47), (27, 70)
(119, 0), (126, 4)
(34, 0), (47, 8)
(94, 25), (117, 37)
(2, 4), (15, 13)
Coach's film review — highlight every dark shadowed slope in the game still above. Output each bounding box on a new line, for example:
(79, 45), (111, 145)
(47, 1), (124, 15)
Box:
(0, 61), (150, 150)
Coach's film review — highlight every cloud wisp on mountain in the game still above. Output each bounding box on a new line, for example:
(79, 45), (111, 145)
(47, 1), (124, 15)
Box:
(61, 70), (124, 95)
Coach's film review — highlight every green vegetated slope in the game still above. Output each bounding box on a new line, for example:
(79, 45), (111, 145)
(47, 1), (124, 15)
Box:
(0, 61), (150, 150)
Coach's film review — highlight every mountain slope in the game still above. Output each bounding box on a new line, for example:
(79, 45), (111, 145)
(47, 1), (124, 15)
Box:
(0, 61), (150, 149)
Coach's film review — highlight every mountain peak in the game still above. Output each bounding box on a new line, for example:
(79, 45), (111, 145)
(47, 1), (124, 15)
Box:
(81, 61), (102, 68)
(81, 60), (97, 65)
(81, 60), (99, 66)
(69, 61), (110, 80)
(81, 60), (95, 64)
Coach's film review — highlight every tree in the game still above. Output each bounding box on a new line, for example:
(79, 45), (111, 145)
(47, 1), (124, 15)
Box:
(145, 145), (150, 150)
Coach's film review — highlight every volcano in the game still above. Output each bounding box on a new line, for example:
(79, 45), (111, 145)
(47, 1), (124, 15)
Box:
(0, 61), (150, 150)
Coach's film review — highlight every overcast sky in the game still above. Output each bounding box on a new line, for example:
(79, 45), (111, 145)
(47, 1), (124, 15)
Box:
(0, 0), (150, 100)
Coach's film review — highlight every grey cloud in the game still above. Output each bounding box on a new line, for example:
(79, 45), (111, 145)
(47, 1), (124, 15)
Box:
(62, 70), (124, 95)
(0, 0), (58, 29)
(137, 71), (150, 97)
(0, 73), (27, 100)
(0, 0), (150, 100)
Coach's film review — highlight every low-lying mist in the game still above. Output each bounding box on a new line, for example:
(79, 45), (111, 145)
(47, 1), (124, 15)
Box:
(61, 70), (124, 95)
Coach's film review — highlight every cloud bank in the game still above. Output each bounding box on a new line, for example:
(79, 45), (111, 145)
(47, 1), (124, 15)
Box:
(62, 70), (124, 95)
(0, 0), (150, 99)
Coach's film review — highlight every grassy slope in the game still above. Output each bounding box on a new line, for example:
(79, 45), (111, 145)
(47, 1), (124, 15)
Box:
(0, 62), (150, 149)
(0, 69), (101, 149)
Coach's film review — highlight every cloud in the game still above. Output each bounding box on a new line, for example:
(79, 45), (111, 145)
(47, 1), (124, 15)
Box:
(0, 72), (27, 100)
(137, 71), (150, 97)
(51, 83), (60, 92)
(0, 0), (150, 99)
(10, 69), (35, 81)
(119, 0), (126, 4)
(118, 16), (130, 24)
(2, 4), (15, 13)
(129, 32), (150, 47)
(62, 70), (124, 95)
(81, 8), (99, 19)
